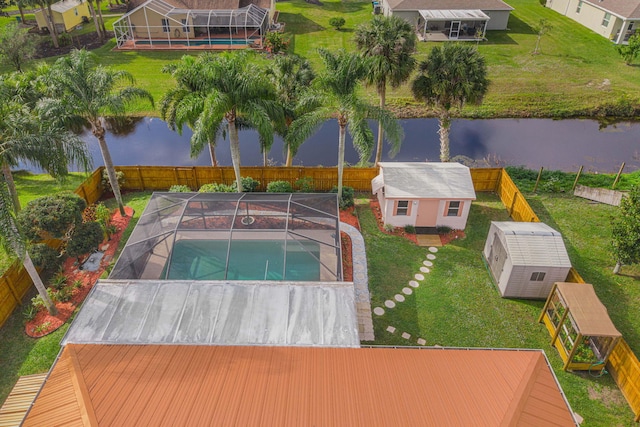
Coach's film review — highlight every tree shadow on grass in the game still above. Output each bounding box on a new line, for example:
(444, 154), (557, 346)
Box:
(278, 12), (325, 34)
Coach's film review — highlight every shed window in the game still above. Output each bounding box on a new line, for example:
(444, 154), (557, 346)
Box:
(530, 272), (546, 281)
(602, 12), (611, 27)
(446, 201), (461, 216)
(161, 18), (170, 32)
(576, 1), (582, 13)
(181, 18), (189, 33)
(74, 8), (78, 15)
(395, 200), (409, 216)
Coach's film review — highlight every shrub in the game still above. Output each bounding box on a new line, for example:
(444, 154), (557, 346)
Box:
(404, 225), (416, 234)
(57, 33), (72, 47)
(236, 176), (260, 192)
(95, 203), (114, 239)
(264, 31), (289, 55)
(82, 204), (97, 223)
(32, 288), (57, 310)
(56, 286), (73, 302)
(295, 177), (314, 192)
(29, 243), (61, 271)
(267, 180), (293, 193)
(329, 17), (346, 30)
(437, 226), (452, 234)
(330, 186), (355, 209)
(18, 193), (86, 241)
(101, 169), (125, 193)
(199, 183), (235, 193)
(49, 272), (67, 291)
(383, 223), (394, 232)
(169, 185), (191, 192)
(33, 321), (51, 334)
(72, 279), (83, 289)
(66, 221), (104, 260)
(22, 305), (38, 321)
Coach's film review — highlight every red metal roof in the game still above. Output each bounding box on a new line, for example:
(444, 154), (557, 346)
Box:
(24, 345), (576, 426)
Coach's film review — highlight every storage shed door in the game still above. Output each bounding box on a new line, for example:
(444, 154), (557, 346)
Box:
(488, 233), (507, 280)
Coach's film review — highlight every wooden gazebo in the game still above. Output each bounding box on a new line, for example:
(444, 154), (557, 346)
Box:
(539, 282), (621, 372)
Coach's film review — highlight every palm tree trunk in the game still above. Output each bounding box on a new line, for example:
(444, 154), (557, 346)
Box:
(285, 146), (293, 167)
(2, 162), (20, 212)
(263, 150), (267, 167)
(86, 0), (104, 41)
(337, 116), (347, 200)
(208, 142), (218, 167)
(227, 115), (243, 193)
(375, 82), (386, 165)
(285, 117), (294, 167)
(45, 4), (59, 48)
(92, 119), (126, 216)
(437, 112), (451, 162)
(24, 251), (57, 315)
(96, 0), (107, 35)
(18, 4), (26, 24)
(613, 261), (622, 274)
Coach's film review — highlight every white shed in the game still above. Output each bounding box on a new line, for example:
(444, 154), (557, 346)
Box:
(372, 162), (476, 231)
(483, 221), (572, 299)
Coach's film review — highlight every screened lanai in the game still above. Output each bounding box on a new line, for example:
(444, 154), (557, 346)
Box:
(113, 0), (269, 49)
(418, 9), (489, 42)
(109, 193), (342, 282)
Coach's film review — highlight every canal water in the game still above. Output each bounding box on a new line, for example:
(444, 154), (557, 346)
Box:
(26, 117), (640, 173)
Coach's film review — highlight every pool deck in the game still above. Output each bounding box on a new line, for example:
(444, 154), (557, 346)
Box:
(341, 223), (375, 342)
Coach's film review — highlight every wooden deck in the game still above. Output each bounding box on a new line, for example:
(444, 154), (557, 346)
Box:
(416, 234), (442, 247)
(0, 373), (47, 427)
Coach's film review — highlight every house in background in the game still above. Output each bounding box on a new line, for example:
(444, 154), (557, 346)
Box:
(483, 221), (572, 299)
(35, 0), (90, 34)
(112, 0), (275, 49)
(372, 162), (476, 231)
(380, 0), (513, 41)
(546, 0), (640, 44)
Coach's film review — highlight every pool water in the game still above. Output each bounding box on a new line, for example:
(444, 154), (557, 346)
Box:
(136, 39), (255, 46)
(166, 240), (321, 281)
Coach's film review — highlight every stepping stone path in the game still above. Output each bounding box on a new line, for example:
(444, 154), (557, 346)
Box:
(377, 245), (443, 347)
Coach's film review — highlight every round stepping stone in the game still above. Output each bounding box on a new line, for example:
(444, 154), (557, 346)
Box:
(420, 267), (430, 273)
(426, 254), (436, 260)
(373, 307), (385, 316)
(409, 280), (420, 288)
(423, 260), (433, 267)
(428, 247), (439, 253)
(394, 294), (405, 302)
(414, 273), (425, 281)
(402, 287), (413, 295)
(384, 300), (396, 309)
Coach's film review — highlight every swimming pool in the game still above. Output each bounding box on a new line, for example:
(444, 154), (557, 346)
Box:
(166, 240), (321, 281)
(135, 39), (255, 46)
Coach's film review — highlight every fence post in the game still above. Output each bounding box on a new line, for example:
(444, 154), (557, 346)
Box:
(612, 162), (625, 190)
(510, 191), (518, 216)
(3, 275), (21, 305)
(137, 167), (145, 190)
(533, 167), (543, 193)
(572, 166), (583, 191)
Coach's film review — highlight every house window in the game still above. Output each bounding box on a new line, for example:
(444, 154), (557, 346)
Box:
(446, 201), (461, 216)
(74, 8), (78, 16)
(530, 272), (546, 281)
(162, 18), (170, 33)
(576, 1), (582, 13)
(602, 12), (611, 27)
(181, 18), (189, 33)
(395, 200), (409, 216)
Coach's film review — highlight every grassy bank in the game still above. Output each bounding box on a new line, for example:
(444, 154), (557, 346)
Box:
(8, 0), (638, 118)
(359, 193), (636, 425)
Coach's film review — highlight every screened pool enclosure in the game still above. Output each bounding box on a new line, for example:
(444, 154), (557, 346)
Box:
(109, 193), (342, 282)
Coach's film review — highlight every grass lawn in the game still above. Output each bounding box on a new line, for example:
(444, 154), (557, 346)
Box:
(358, 192), (636, 425)
(0, 191), (151, 405)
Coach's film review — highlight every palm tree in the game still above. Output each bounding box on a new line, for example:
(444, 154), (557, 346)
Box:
(266, 55), (315, 167)
(29, 0), (59, 48)
(0, 74), (91, 211)
(411, 43), (489, 162)
(355, 15), (416, 165)
(290, 49), (402, 199)
(86, 0), (105, 42)
(0, 176), (57, 315)
(40, 49), (154, 216)
(161, 51), (282, 192)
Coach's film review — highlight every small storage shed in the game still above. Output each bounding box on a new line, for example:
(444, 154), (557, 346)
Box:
(371, 162), (476, 230)
(483, 221), (572, 299)
(35, 0), (90, 33)
(539, 282), (622, 372)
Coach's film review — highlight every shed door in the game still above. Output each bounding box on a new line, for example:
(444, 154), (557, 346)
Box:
(416, 200), (439, 227)
(488, 233), (507, 280)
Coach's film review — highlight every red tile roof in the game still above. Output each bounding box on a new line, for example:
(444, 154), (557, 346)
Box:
(24, 345), (576, 426)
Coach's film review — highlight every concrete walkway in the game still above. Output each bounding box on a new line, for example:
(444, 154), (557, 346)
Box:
(341, 222), (375, 342)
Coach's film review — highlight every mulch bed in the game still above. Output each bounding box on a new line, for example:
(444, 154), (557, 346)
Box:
(338, 206), (359, 282)
(369, 199), (419, 245)
(25, 207), (133, 338)
(33, 31), (115, 60)
(439, 229), (466, 245)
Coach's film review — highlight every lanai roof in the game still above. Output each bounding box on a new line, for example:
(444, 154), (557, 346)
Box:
(128, 0), (271, 11)
(374, 162), (476, 200)
(386, 0), (513, 12)
(23, 345), (577, 426)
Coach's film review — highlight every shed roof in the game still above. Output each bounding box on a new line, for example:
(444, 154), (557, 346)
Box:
(62, 280), (360, 347)
(48, 0), (84, 13)
(492, 221), (572, 268)
(582, 0), (640, 20)
(375, 162), (476, 200)
(387, 0), (513, 12)
(555, 282), (622, 338)
(23, 345), (577, 426)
